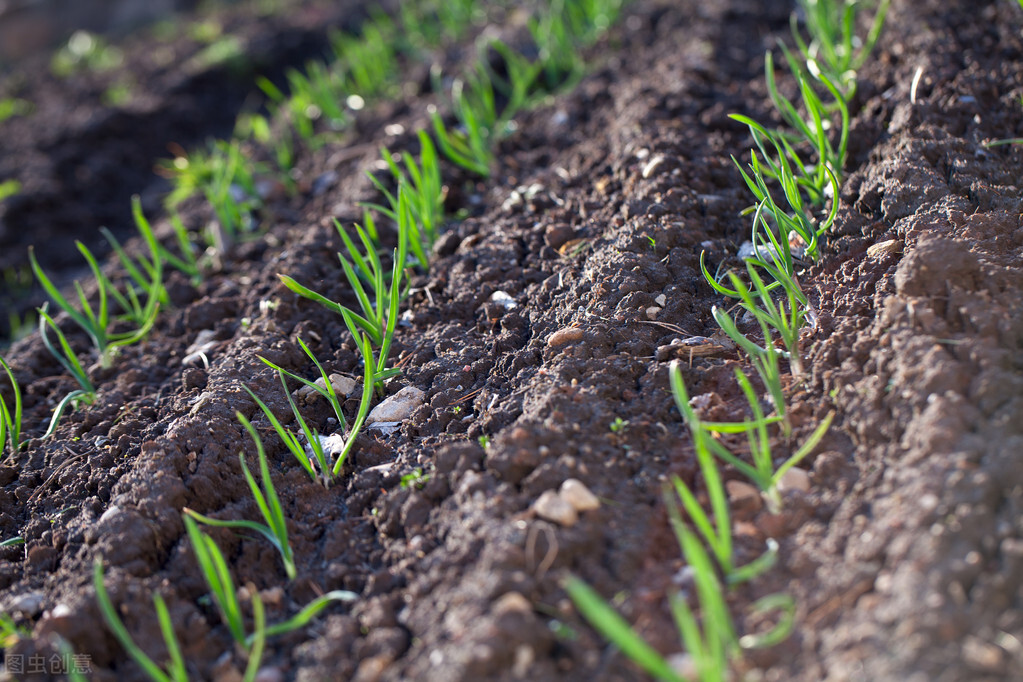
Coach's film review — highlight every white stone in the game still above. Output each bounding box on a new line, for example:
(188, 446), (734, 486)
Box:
(559, 479), (600, 512)
(366, 386), (425, 423)
(532, 490), (578, 527)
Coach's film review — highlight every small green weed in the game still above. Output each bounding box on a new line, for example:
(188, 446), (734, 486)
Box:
(0, 356), (23, 456)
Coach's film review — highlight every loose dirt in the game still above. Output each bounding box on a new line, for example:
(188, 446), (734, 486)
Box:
(1, 0), (1022, 680)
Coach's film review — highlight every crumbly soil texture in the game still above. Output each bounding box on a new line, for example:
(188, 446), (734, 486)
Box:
(1, 0), (1022, 680)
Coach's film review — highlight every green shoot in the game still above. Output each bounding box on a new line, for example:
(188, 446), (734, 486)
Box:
(37, 306), (97, 438)
(367, 130), (445, 260)
(790, 0), (891, 100)
(0, 355), (22, 456)
(279, 187), (411, 372)
(669, 362), (779, 579)
(183, 515), (247, 646)
(763, 49), (850, 180)
(329, 332), (378, 477)
(244, 382), (331, 488)
(329, 10), (400, 102)
(184, 412), (296, 580)
(256, 588), (357, 642)
(30, 239), (160, 368)
(0, 612), (29, 647)
(259, 337), (348, 430)
(99, 197), (169, 309)
(564, 576), (686, 682)
(93, 557), (188, 682)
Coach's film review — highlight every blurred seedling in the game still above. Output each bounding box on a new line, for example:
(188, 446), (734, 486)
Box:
(36, 304), (97, 437)
(0, 97), (32, 124)
(789, 0), (890, 102)
(184, 412), (297, 580)
(331, 10), (401, 101)
(0, 612), (28, 647)
(51, 31), (123, 78)
(367, 131), (445, 266)
(400, 468), (429, 489)
(30, 230), (162, 369)
(0, 356), (23, 456)
(609, 417), (627, 433)
(0, 179), (20, 202)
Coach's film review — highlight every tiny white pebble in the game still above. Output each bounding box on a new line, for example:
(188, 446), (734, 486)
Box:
(559, 479), (600, 512)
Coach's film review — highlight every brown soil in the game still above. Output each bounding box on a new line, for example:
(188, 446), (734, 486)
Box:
(1, 0), (1022, 680)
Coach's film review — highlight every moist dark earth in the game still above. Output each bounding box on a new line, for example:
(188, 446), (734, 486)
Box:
(1, 0), (1023, 680)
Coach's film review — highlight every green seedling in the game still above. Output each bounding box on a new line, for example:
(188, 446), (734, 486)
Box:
(727, 148), (839, 271)
(93, 557), (188, 682)
(564, 576), (688, 682)
(184, 412), (296, 580)
(280, 190), (411, 382)
(431, 55), (512, 178)
(244, 381), (332, 488)
(185, 517), (354, 651)
(248, 332), (377, 485)
(790, 0), (890, 101)
(477, 435), (490, 448)
(400, 0), (481, 50)
(37, 305), (97, 437)
(669, 362), (780, 581)
(259, 337), (348, 430)
(185, 515), (249, 646)
(764, 49), (850, 179)
(31, 237), (161, 369)
(100, 196), (169, 308)
(609, 417), (627, 433)
(367, 131), (444, 262)
(0, 356), (22, 456)
(708, 263), (806, 382)
(673, 359), (832, 511)
(51, 30), (123, 77)
(0, 536), (24, 548)
(162, 140), (264, 243)
(528, 2), (587, 94)
(328, 9), (400, 102)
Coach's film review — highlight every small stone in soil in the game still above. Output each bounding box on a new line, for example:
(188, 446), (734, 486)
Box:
(532, 490), (579, 527)
(559, 478), (600, 512)
(548, 327), (584, 348)
(366, 386), (425, 423)
(776, 467), (811, 493)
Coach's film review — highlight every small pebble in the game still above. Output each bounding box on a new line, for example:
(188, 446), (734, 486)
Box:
(655, 294), (667, 306)
(532, 490), (579, 527)
(492, 591), (532, 616)
(645, 306), (661, 320)
(8, 591), (45, 615)
(366, 386), (425, 423)
(776, 467), (811, 493)
(559, 479), (600, 512)
(548, 327), (584, 348)
(726, 479), (763, 516)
